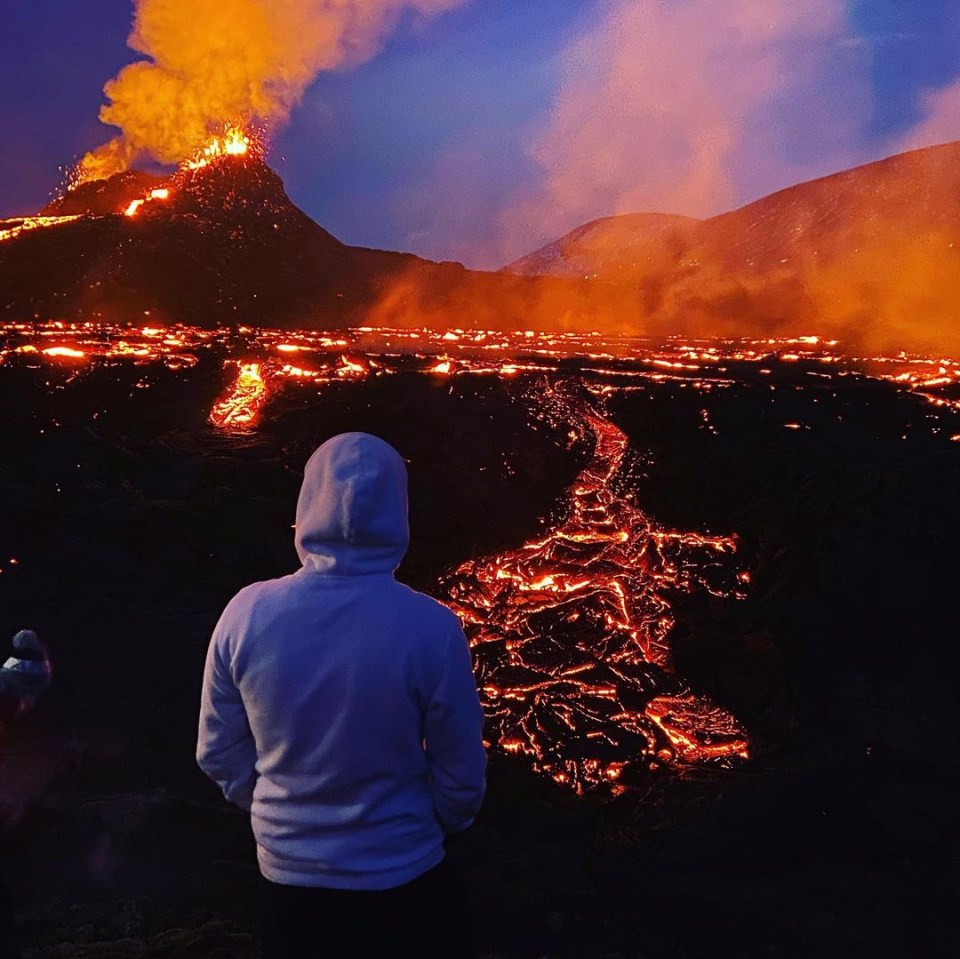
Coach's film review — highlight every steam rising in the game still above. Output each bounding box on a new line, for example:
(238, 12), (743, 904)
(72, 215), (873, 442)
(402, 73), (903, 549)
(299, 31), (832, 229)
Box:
(79, 0), (464, 182)
(501, 0), (871, 253)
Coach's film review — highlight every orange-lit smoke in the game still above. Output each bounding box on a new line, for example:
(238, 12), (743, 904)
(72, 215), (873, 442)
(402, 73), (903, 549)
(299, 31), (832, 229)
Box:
(78, 0), (466, 183)
(362, 140), (960, 358)
(361, 260), (632, 336)
(498, 0), (871, 257)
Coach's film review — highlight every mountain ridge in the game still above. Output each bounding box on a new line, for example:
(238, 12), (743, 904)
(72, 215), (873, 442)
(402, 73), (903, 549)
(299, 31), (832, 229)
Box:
(504, 141), (960, 279)
(502, 140), (960, 355)
(2, 142), (959, 355)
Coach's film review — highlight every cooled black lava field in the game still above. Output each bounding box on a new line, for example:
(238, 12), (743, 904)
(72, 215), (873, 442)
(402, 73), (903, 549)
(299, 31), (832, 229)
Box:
(0, 324), (957, 958)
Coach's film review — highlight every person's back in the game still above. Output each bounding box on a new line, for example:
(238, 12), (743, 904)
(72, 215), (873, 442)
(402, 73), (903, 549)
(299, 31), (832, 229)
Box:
(197, 432), (486, 955)
(207, 562), (482, 888)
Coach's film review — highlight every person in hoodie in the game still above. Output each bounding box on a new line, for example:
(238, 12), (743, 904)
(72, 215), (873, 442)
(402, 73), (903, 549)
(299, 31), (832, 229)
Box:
(1, 629), (52, 959)
(0, 630), (50, 727)
(197, 432), (486, 959)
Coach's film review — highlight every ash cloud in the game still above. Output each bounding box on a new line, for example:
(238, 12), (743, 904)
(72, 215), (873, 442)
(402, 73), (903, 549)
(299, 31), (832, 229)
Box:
(79, 0), (465, 182)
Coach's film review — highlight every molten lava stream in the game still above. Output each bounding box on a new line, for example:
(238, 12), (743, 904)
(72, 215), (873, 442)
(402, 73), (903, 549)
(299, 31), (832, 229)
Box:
(209, 361), (270, 429)
(442, 380), (749, 793)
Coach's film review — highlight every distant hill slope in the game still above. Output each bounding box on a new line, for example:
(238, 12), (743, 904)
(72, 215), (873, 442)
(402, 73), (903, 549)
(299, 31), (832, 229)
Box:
(506, 142), (960, 279)
(505, 141), (960, 355)
(506, 213), (700, 280)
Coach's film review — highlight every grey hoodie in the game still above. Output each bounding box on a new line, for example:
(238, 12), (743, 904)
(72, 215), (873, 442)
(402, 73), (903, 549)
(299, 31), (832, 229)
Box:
(197, 432), (486, 889)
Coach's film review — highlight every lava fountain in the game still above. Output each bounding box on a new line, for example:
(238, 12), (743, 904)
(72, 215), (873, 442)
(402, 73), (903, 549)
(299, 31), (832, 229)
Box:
(183, 127), (252, 170)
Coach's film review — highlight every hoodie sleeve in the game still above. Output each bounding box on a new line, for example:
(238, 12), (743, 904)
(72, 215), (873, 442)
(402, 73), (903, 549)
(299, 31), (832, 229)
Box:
(197, 623), (258, 811)
(424, 619), (486, 833)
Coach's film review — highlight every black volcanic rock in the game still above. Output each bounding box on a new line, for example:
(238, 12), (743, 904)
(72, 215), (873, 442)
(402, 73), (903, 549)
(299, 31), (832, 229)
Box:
(1, 351), (957, 957)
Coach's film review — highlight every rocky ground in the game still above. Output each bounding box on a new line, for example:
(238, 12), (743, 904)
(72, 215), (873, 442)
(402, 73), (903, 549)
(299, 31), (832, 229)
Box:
(0, 355), (956, 957)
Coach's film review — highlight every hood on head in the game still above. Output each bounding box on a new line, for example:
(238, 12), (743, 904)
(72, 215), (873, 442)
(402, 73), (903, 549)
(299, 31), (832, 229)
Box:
(295, 432), (409, 575)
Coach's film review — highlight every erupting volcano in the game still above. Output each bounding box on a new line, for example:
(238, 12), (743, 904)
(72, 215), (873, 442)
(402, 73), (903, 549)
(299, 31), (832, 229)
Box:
(4, 120), (960, 357)
(1, 122), (605, 335)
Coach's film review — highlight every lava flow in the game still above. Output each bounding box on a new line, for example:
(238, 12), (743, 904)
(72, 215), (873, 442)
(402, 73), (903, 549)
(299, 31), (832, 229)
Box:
(124, 188), (170, 217)
(209, 361), (269, 428)
(443, 380), (750, 793)
(9, 321), (960, 788)
(0, 215), (82, 244)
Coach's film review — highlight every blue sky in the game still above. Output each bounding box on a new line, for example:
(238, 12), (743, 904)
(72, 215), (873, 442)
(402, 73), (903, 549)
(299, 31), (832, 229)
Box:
(1, 0), (958, 268)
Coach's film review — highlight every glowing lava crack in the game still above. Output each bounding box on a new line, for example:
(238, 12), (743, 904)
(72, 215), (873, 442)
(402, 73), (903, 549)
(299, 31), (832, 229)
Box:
(442, 381), (750, 793)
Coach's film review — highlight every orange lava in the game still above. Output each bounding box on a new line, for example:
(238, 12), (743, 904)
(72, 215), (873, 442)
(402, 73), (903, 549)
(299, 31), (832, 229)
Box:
(209, 361), (269, 429)
(0, 215), (82, 244)
(41, 346), (86, 359)
(184, 127), (253, 171)
(8, 323), (960, 792)
(124, 188), (171, 217)
(443, 380), (750, 792)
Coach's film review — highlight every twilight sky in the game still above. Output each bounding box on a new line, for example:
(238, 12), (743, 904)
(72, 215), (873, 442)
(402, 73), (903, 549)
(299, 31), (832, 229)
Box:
(1, 0), (959, 269)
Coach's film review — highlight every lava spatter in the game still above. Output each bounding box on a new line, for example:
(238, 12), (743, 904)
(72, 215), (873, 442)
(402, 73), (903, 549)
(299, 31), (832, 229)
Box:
(442, 380), (750, 793)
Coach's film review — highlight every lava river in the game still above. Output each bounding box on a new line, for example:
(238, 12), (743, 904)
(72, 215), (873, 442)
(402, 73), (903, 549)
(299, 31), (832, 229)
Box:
(443, 380), (750, 793)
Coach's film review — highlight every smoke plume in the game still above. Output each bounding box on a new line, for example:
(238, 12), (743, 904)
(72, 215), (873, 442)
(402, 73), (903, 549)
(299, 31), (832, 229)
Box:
(498, 0), (871, 258)
(79, 0), (464, 182)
